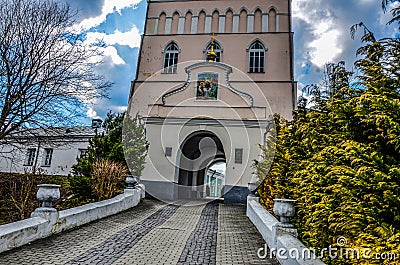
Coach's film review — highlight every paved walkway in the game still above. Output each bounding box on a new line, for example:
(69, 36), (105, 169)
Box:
(0, 199), (278, 265)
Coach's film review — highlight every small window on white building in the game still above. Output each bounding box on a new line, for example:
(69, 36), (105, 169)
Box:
(234, 148), (243, 164)
(162, 42), (179, 74)
(78, 149), (88, 158)
(248, 40), (266, 73)
(42, 148), (53, 166)
(24, 148), (36, 166)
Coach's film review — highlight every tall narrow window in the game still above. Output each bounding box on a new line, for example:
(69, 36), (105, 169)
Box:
(211, 10), (219, 33)
(184, 11), (192, 34)
(225, 9), (233, 33)
(43, 148), (53, 166)
(204, 41), (222, 62)
(171, 12), (179, 34)
(268, 8), (277, 32)
(24, 148), (36, 166)
(254, 8), (262, 32)
(239, 9), (247, 33)
(197, 11), (206, 33)
(162, 42), (179, 73)
(248, 40), (266, 73)
(158, 12), (166, 34)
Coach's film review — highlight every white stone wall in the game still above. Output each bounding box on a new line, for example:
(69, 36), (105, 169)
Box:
(0, 139), (91, 176)
(246, 196), (325, 265)
(0, 187), (143, 254)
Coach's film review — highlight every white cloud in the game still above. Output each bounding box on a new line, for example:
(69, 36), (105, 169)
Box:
(111, 105), (128, 113)
(83, 26), (141, 65)
(104, 46), (126, 65)
(76, 0), (142, 31)
(85, 26), (141, 49)
(87, 107), (101, 119)
(309, 29), (342, 67)
(293, 0), (344, 68)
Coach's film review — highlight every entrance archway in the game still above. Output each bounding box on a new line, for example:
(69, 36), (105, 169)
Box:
(176, 130), (225, 199)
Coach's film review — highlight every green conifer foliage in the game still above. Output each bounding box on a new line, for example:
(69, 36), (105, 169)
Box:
(256, 5), (400, 263)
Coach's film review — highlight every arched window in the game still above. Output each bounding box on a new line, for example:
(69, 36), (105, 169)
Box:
(254, 8), (262, 32)
(248, 40), (266, 73)
(198, 11), (206, 33)
(204, 41), (222, 62)
(184, 11), (192, 34)
(171, 12), (180, 34)
(163, 42), (179, 73)
(225, 9), (233, 33)
(211, 10), (219, 33)
(158, 12), (166, 34)
(239, 9), (247, 33)
(268, 8), (277, 32)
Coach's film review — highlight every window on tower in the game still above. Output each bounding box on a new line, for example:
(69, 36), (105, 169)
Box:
(162, 42), (179, 74)
(248, 40), (266, 73)
(205, 41), (222, 62)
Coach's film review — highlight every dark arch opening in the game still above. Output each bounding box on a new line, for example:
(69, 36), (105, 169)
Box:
(177, 131), (226, 199)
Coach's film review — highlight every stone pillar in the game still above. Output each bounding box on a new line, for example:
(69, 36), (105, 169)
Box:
(177, 17), (185, 34)
(232, 14), (239, 33)
(154, 18), (159, 35)
(191, 16), (198, 34)
(262, 14), (268, 32)
(205, 15), (212, 33)
(218, 15), (225, 33)
(165, 17), (172, 34)
(247, 14), (254, 33)
(276, 14), (280, 32)
(31, 184), (61, 223)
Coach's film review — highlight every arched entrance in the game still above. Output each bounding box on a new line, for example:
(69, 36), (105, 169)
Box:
(176, 130), (225, 199)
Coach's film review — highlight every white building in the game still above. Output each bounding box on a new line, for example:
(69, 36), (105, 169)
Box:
(0, 123), (101, 176)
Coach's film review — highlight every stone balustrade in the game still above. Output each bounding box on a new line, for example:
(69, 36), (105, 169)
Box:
(0, 184), (145, 254)
(247, 195), (325, 265)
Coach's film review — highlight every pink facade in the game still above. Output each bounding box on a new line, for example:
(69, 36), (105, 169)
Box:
(128, 0), (296, 203)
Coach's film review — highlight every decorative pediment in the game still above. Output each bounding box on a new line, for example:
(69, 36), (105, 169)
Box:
(161, 62), (254, 107)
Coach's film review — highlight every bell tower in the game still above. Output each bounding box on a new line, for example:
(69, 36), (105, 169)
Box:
(128, 0), (296, 203)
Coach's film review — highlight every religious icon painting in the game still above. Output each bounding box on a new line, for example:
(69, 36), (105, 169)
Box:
(196, 72), (219, 100)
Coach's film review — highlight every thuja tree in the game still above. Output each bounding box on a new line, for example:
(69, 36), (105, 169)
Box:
(256, 4), (400, 264)
(72, 112), (148, 200)
(122, 114), (148, 177)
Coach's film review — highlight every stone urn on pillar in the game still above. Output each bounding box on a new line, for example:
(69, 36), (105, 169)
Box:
(273, 198), (296, 227)
(35, 184), (61, 213)
(125, 175), (139, 189)
(248, 182), (259, 196)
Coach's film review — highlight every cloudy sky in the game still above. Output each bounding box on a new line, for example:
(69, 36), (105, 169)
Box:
(61, 0), (399, 123)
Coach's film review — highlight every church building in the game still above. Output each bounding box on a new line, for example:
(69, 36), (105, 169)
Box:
(127, 0), (296, 203)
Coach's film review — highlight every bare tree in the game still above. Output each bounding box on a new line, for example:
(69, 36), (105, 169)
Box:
(0, 0), (111, 143)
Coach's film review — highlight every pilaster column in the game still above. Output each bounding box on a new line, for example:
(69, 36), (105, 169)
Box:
(205, 15), (212, 33)
(232, 14), (239, 33)
(247, 14), (254, 33)
(276, 14), (280, 32)
(154, 18), (159, 35)
(178, 17), (185, 34)
(218, 16), (225, 33)
(165, 17), (172, 34)
(262, 14), (268, 32)
(191, 16), (198, 34)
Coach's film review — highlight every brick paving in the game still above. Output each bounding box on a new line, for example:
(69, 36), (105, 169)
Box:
(217, 204), (278, 265)
(0, 199), (278, 265)
(177, 201), (219, 265)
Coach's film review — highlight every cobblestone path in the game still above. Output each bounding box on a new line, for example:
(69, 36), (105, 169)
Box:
(0, 199), (278, 265)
